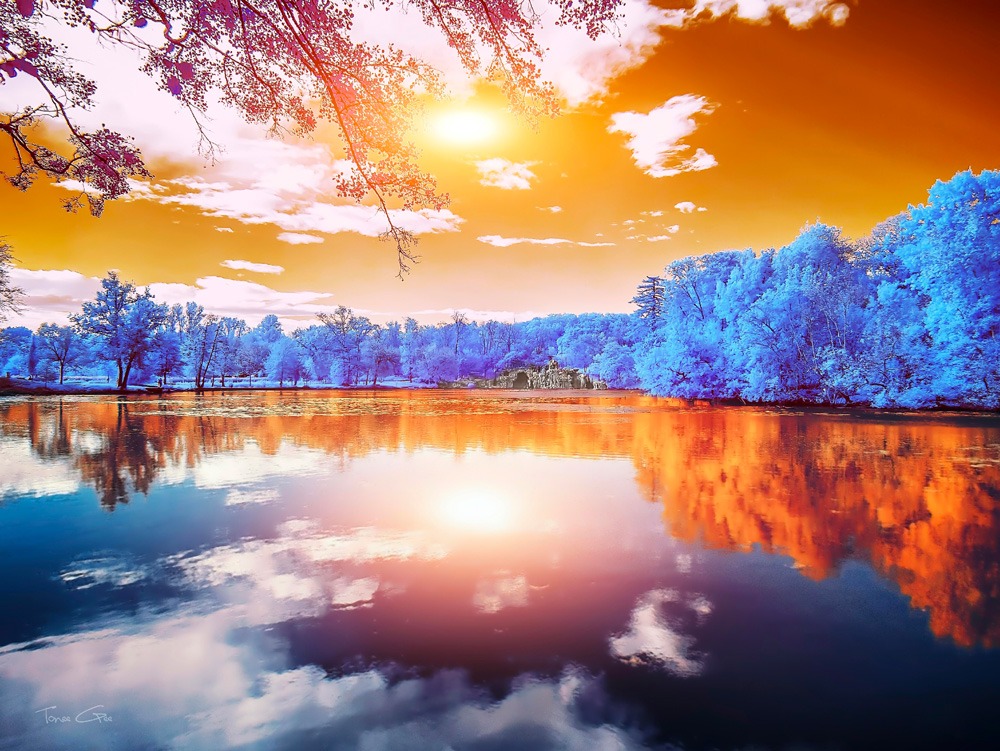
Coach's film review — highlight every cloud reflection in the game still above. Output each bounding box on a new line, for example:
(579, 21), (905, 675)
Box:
(472, 574), (530, 614)
(610, 589), (710, 677)
(0, 609), (648, 750)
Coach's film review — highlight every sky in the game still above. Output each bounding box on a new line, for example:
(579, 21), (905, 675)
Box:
(3, 0), (1000, 330)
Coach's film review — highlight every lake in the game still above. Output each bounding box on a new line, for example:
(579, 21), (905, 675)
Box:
(1, 390), (999, 750)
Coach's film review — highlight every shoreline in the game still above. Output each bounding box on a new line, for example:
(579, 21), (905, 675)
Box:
(1, 379), (998, 416)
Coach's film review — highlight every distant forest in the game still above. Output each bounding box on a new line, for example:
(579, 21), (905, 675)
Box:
(1, 170), (997, 409)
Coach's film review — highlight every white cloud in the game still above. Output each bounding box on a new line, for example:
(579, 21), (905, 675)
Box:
(215, 227), (234, 233)
(3, 268), (101, 329)
(667, 224), (681, 234)
(472, 574), (530, 614)
(0, 612), (645, 751)
(147, 276), (337, 325)
(609, 589), (709, 677)
(0, 441), (80, 497)
(477, 235), (614, 248)
(674, 201), (705, 214)
(646, 235), (672, 243)
(135, 176), (465, 241)
(277, 232), (325, 245)
(224, 489), (282, 507)
(642, 210), (664, 217)
(534, 0), (684, 107)
(474, 159), (538, 190)
(2, 268), (343, 330)
(683, 1), (850, 28)
(609, 95), (718, 178)
(539, 206), (563, 213)
(220, 260), (284, 275)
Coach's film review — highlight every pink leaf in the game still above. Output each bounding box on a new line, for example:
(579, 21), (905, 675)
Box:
(166, 76), (182, 97)
(16, 0), (35, 18)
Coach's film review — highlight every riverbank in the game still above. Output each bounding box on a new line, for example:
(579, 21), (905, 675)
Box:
(2, 377), (998, 415)
(0, 377), (435, 396)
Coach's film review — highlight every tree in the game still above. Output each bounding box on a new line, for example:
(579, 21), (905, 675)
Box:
(318, 305), (373, 385)
(400, 317), (420, 382)
(0, 238), (23, 322)
(631, 275), (664, 324)
(147, 325), (184, 385)
(35, 323), (88, 384)
(450, 310), (469, 356)
(236, 336), (269, 387)
(267, 336), (305, 387)
(892, 170), (1000, 407)
(215, 317), (247, 386)
(71, 272), (168, 389)
(181, 302), (221, 389)
(0, 325), (31, 376)
(1, 1), (622, 273)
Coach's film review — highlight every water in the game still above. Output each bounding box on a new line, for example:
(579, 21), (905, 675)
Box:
(1, 390), (999, 750)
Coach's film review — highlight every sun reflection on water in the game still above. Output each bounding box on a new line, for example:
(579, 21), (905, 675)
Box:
(438, 487), (514, 533)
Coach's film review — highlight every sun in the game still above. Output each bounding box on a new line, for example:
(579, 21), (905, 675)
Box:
(439, 487), (513, 533)
(431, 109), (499, 146)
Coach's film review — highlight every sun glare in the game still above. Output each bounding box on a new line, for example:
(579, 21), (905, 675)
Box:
(440, 488), (512, 533)
(431, 109), (499, 146)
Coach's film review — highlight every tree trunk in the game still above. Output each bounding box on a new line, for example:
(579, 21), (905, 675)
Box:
(59, 362), (65, 385)
(120, 360), (133, 391)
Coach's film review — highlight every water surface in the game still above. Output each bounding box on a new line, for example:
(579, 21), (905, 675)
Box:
(1, 390), (999, 750)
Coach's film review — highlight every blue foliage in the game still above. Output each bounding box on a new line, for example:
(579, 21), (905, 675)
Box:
(632, 170), (1000, 408)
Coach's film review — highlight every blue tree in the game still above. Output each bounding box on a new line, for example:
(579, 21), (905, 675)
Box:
(71, 272), (168, 390)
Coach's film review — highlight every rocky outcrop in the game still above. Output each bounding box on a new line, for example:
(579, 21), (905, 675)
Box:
(468, 361), (606, 390)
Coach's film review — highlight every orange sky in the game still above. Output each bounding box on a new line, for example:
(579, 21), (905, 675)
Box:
(3, 0), (1000, 328)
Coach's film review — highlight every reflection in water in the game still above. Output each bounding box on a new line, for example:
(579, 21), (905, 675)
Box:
(610, 589), (711, 676)
(3, 394), (998, 649)
(1, 391), (999, 750)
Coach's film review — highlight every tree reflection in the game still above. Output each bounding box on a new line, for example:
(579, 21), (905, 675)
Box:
(3, 393), (999, 646)
(73, 402), (169, 510)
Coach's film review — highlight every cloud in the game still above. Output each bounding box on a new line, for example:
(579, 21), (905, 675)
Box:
(533, 0), (685, 107)
(646, 235), (672, 242)
(215, 227), (234, 233)
(136, 175), (464, 241)
(609, 95), (718, 178)
(477, 235), (614, 248)
(277, 232), (325, 245)
(642, 210), (664, 217)
(147, 276), (340, 325)
(472, 574), (530, 614)
(667, 225), (680, 234)
(3, 268), (101, 329)
(610, 589), (709, 677)
(220, 260), (284, 275)
(0, 441), (80, 497)
(675, 201), (696, 213)
(682, 1), (850, 28)
(474, 159), (538, 190)
(539, 206), (563, 213)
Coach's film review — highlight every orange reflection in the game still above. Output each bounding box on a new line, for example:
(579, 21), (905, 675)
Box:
(2, 392), (998, 647)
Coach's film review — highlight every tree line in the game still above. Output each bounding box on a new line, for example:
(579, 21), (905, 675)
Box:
(630, 170), (1000, 409)
(2, 169), (997, 406)
(0, 272), (640, 390)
